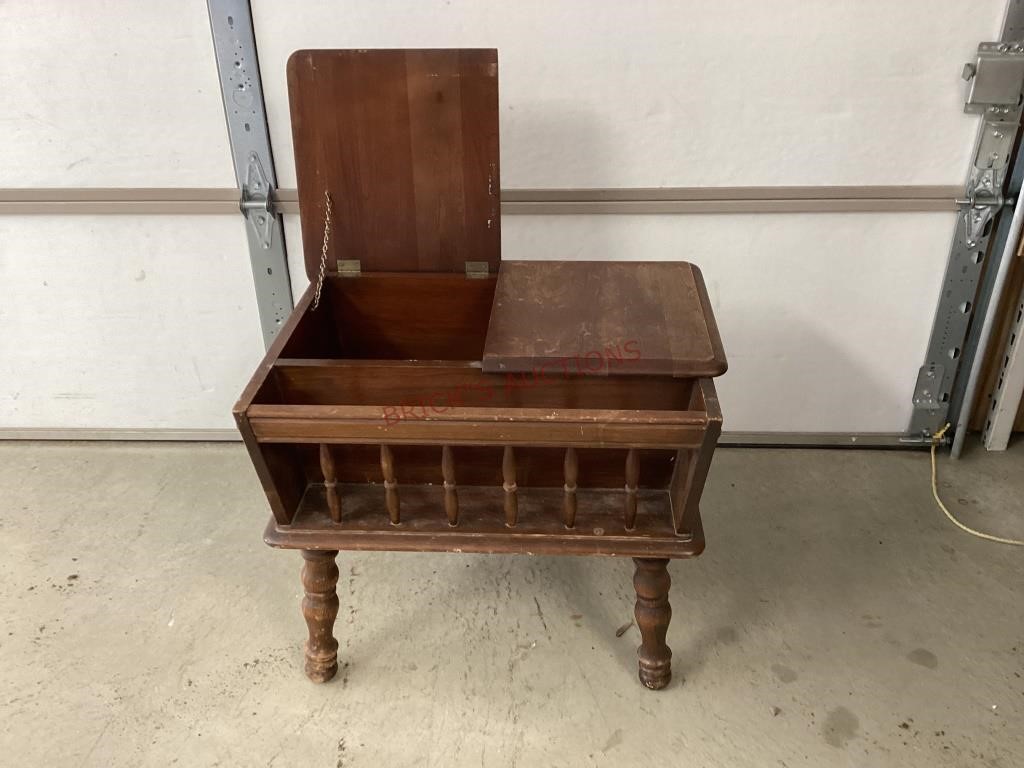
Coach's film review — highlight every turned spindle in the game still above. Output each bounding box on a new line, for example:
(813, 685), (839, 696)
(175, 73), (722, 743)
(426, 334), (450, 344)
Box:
(301, 550), (340, 683)
(319, 444), (341, 522)
(633, 557), (672, 690)
(503, 446), (518, 527)
(380, 444), (400, 524)
(624, 448), (639, 530)
(563, 447), (578, 528)
(442, 445), (458, 526)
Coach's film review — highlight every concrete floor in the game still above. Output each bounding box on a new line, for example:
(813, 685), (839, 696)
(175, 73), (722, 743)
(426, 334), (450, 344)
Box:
(0, 441), (1021, 767)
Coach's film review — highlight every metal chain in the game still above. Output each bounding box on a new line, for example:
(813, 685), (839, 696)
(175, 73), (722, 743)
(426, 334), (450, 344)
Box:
(312, 190), (332, 310)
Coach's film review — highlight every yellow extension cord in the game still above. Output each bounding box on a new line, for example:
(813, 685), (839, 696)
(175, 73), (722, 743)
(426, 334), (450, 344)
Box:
(931, 423), (1024, 547)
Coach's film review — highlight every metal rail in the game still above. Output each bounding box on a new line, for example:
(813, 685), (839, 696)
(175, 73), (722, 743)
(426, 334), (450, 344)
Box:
(207, 0), (292, 348)
(981, 277), (1024, 449)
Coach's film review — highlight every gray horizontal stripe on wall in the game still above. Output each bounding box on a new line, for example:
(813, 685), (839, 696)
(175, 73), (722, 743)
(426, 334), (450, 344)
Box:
(0, 186), (961, 215)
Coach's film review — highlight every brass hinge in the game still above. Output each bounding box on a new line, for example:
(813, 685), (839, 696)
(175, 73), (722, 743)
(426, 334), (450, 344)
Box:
(338, 259), (361, 277)
(465, 261), (490, 279)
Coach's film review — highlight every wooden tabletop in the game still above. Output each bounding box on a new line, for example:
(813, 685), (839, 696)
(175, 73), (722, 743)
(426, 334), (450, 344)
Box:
(482, 261), (727, 378)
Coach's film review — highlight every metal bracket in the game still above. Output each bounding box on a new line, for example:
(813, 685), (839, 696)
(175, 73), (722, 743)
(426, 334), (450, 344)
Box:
(337, 260), (361, 277)
(907, 36), (1024, 440)
(911, 363), (945, 411)
(962, 204), (996, 246)
(240, 152), (274, 249)
(465, 261), (490, 279)
(963, 42), (1024, 114)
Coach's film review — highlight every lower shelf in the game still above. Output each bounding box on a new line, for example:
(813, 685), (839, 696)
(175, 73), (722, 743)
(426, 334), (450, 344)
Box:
(265, 483), (705, 558)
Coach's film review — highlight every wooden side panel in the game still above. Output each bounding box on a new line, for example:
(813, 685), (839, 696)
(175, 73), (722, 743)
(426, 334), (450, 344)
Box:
(248, 411), (707, 449)
(669, 378), (722, 536)
(270, 361), (693, 411)
(235, 412), (306, 526)
(287, 49), (500, 278)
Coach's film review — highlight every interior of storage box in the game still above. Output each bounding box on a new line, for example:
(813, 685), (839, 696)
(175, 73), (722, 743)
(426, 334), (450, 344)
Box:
(264, 273), (695, 412)
(281, 274), (497, 360)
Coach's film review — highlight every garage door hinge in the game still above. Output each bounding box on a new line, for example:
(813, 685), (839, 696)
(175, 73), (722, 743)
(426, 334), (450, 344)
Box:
(239, 152), (275, 250)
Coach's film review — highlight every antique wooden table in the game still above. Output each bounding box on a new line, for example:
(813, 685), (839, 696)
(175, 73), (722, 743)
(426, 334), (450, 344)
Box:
(235, 48), (726, 690)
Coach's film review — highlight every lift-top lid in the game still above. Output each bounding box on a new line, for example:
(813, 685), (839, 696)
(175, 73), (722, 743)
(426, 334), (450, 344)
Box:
(288, 49), (501, 278)
(482, 261), (728, 378)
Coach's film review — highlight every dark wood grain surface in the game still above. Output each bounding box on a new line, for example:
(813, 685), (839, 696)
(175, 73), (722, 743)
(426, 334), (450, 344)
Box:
(288, 49), (500, 277)
(238, 48), (726, 688)
(267, 360), (692, 410)
(482, 261), (728, 377)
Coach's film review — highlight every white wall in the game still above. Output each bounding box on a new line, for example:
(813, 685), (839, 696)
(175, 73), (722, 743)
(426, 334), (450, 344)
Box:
(255, 0), (999, 188)
(0, 217), (261, 430)
(0, 0), (1008, 433)
(0, 2), (234, 187)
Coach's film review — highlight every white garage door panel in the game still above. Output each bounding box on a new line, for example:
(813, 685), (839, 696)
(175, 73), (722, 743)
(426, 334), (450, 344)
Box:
(0, 217), (262, 430)
(253, 0), (1002, 189)
(0, 1), (234, 187)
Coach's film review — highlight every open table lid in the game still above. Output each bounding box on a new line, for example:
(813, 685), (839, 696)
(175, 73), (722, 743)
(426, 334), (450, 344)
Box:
(287, 49), (501, 278)
(482, 261), (728, 378)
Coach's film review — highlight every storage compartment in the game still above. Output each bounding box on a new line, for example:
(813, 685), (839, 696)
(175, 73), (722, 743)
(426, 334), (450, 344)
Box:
(258, 360), (693, 411)
(235, 48), (725, 560)
(280, 274), (498, 360)
(238, 277), (721, 557)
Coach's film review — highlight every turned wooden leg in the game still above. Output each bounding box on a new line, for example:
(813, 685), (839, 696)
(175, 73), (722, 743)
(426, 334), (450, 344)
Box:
(633, 557), (672, 690)
(301, 550), (340, 683)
